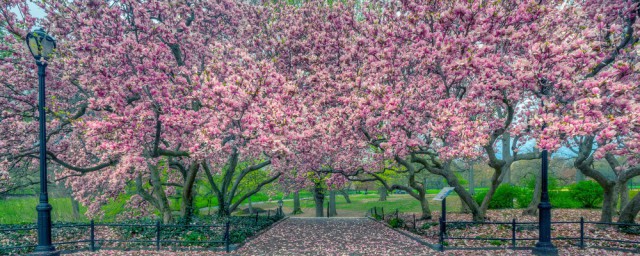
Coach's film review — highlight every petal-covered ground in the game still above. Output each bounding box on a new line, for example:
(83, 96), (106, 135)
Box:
(235, 217), (435, 256)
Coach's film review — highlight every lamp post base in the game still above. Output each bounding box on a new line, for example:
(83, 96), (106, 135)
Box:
(532, 243), (558, 256)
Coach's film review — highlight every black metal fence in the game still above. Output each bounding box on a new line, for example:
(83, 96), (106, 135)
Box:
(436, 218), (640, 252)
(0, 211), (283, 255)
(368, 207), (640, 252)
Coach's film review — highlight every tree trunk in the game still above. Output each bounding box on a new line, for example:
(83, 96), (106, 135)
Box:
(180, 164), (199, 224)
(502, 165), (511, 184)
(248, 196), (254, 214)
(292, 191), (302, 214)
(339, 190), (351, 203)
(314, 186), (325, 217)
(379, 187), (387, 201)
(618, 192), (640, 224)
(419, 193), (432, 220)
(523, 171), (542, 216)
(460, 197), (471, 213)
(432, 167), (484, 221)
(216, 193), (227, 217)
(329, 190), (337, 216)
(150, 165), (173, 224)
(618, 182), (629, 212)
(601, 185), (616, 223)
(468, 165), (475, 195)
(70, 195), (81, 219)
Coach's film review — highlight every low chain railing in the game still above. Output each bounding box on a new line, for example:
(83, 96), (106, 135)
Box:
(0, 211), (283, 255)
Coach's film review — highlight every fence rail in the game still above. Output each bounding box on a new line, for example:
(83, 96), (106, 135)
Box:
(368, 207), (640, 252)
(0, 211), (283, 255)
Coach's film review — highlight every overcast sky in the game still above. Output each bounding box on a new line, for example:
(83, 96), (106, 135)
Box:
(11, 2), (46, 21)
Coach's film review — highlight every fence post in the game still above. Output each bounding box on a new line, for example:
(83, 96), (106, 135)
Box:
(381, 207), (385, 220)
(90, 219), (95, 252)
(413, 214), (416, 230)
(225, 221), (231, 253)
(580, 217), (584, 249)
(374, 207), (378, 217)
(439, 216), (445, 252)
(255, 212), (259, 225)
(511, 218), (516, 249)
(155, 220), (161, 251)
(395, 209), (399, 219)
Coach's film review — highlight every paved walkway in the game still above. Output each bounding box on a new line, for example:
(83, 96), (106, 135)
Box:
(235, 217), (435, 255)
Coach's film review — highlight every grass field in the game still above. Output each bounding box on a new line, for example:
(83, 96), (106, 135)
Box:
(0, 197), (87, 224)
(2, 188), (638, 224)
(237, 193), (464, 217)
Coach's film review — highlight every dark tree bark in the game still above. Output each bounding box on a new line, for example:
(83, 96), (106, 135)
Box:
(70, 194), (81, 219)
(329, 190), (337, 216)
(313, 184), (325, 217)
(468, 165), (475, 195)
(618, 182), (629, 212)
(523, 171), (541, 216)
(292, 191), (302, 214)
(378, 187), (387, 201)
(180, 163), (199, 224)
(601, 185), (616, 223)
(460, 197), (471, 213)
(339, 189), (351, 203)
(618, 192), (640, 224)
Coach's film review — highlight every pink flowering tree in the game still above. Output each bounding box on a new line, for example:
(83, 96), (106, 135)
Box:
(339, 0), (584, 222)
(531, 0), (640, 223)
(0, 0), (293, 223)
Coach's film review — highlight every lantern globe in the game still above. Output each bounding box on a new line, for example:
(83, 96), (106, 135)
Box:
(25, 28), (56, 61)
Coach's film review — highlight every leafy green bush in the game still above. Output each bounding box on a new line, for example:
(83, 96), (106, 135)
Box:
(569, 181), (604, 208)
(550, 191), (583, 208)
(388, 218), (404, 228)
(421, 222), (438, 229)
(475, 184), (525, 209)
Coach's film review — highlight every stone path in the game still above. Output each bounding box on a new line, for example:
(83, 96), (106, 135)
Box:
(234, 217), (435, 256)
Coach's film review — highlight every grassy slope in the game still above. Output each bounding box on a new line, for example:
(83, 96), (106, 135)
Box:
(0, 197), (87, 224)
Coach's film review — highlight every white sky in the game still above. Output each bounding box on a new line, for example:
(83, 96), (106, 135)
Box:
(10, 2), (46, 21)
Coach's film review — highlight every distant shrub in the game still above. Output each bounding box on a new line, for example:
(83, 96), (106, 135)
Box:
(475, 184), (525, 209)
(550, 191), (583, 208)
(569, 181), (604, 208)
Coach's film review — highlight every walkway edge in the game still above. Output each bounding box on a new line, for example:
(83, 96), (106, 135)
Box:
(367, 216), (440, 251)
(234, 216), (290, 251)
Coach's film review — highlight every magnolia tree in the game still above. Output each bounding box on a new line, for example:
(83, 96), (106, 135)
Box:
(2, 0), (640, 225)
(247, 1), (379, 216)
(324, 0), (580, 221)
(0, 0), (294, 223)
(532, 0), (640, 223)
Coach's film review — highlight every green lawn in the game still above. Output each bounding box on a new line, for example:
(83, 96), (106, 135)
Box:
(2, 188), (638, 224)
(246, 193), (464, 217)
(0, 197), (87, 224)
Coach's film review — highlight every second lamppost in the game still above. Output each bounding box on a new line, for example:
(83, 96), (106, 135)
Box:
(533, 85), (557, 256)
(26, 28), (58, 255)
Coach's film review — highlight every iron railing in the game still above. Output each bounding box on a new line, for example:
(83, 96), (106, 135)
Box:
(0, 212), (282, 255)
(368, 207), (640, 252)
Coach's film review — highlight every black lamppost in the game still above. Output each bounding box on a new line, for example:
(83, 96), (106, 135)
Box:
(26, 28), (58, 255)
(533, 83), (557, 256)
(277, 199), (284, 217)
